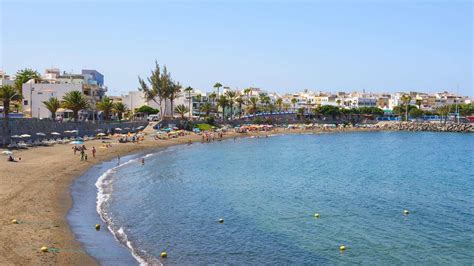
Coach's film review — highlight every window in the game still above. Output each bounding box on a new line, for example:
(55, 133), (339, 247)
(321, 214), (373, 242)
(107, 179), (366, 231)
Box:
(24, 100), (29, 106)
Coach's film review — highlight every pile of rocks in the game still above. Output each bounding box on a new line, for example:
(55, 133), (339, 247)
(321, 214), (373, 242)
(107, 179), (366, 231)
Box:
(374, 122), (474, 133)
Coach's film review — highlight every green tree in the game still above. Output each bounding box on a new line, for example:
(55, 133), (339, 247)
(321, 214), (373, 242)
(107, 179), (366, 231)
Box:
(244, 88), (252, 98)
(297, 107), (305, 117)
(436, 105), (451, 124)
(136, 105), (159, 115)
(175, 104), (190, 119)
(235, 97), (245, 118)
(61, 91), (89, 122)
(15, 68), (41, 94)
(247, 97), (259, 115)
(96, 96), (114, 121)
(0, 85), (22, 145)
(409, 107), (424, 118)
(42, 97), (61, 119)
(168, 81), (182, 117)
(225, 90), (237, 119)
(291, 98), (298, 111)
(213, 82), (223, 98)
(276, 98), (283, 111)
(184, 86), (193, 118)
(200, 102), (212, 116)
(400, 94), (412, 121)
(209, 92), (217, 107)
(415, 99), (422, 109)
(113, 102), (128, 121)
(138, 62), (163, 115)
(217, 95), (229, 120)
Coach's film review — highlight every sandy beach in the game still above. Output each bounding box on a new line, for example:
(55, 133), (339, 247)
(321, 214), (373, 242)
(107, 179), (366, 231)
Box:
(0, 126), (375, 265)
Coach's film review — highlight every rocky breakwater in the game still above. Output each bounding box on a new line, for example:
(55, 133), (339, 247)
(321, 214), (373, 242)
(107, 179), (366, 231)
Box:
(375, 122), (474, 133)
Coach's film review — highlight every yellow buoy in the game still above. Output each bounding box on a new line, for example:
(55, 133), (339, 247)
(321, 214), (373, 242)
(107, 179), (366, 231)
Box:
(95, 224), (101, 230)
(403, 209), (410, 215)
(40, 246), (49, 253)
(160, 251), (167, 258)
(218, 218), (224, 223)
(11, 219), (18, 224)
(339, 245), (346, 251)
(314, 213), (320, 218)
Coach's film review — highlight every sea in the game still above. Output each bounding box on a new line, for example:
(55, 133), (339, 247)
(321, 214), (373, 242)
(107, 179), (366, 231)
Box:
(69, 132), (474, 265)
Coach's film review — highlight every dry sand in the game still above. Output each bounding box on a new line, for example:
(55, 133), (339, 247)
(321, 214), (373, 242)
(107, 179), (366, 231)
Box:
(0, 126), (375, 265)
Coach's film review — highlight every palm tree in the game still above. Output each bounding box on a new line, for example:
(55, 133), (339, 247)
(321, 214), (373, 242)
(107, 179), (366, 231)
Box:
(276, 98), (283, 112)
(217, 95), (229, 120)
(168, 82), (182, 117)
(415, 99), (422, 109)
(0, 85), (22, 145)
(436, 105), (451, 124)
(248, 97), (259, 115)
(209, 92), (217, 107)
(96, 96), (114, 121)
(42, 97), (60, 119)
(113, 102), (128, 121)
(244, 88), (252, 98)
(61, 90), (89, 122)
(401, 94), (412, 121)
(291, 98), (298, 112)
(213, 82), (223, 98)
(200, 102), (212, 116)
(336, 99), (342, 107)
(175, 104), (190, 119)
(235, 97), (245, 118)
(184, 86), (193, 118)
(15, 68), (41, 95)
(225, 90), (237, 119)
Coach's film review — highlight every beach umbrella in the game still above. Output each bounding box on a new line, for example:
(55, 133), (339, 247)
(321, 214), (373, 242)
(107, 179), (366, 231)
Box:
(136, 126), (144, 130)
(36, 132), (46, 136)
(115, 128), (122, 131)
(20, 134), (31, 138)
(64, 130), (72, 133)
(124, 127), (130, 130)
(70, 140), (84, 145)
(95, 128), (104, 132)
(97, 133), (106, 136)
(11, 135), (21, 138)
(70, 130), (78, 133)
(51, 132), (61, 136)
(2, 150), (13, 155)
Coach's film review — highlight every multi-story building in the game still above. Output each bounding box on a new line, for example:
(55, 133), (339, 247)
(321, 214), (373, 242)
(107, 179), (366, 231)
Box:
(21, 68), (107, 119)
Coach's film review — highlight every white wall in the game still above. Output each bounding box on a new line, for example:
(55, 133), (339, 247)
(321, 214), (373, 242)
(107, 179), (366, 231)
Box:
(22, 83), (82, 118)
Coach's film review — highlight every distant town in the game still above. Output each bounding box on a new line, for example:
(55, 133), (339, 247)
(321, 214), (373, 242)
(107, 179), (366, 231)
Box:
(0, 68), (472, 121)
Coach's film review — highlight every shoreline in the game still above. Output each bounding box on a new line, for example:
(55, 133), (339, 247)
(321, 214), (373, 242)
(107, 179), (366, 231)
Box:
(0, 126), (467, 265)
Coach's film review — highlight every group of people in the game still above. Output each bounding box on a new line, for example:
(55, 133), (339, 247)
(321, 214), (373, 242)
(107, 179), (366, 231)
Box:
(72, 145), (96, 161)
(201, 132), (224, 143)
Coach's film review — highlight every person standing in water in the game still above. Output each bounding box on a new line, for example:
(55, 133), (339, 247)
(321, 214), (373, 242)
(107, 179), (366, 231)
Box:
(117, 154), (121, 165)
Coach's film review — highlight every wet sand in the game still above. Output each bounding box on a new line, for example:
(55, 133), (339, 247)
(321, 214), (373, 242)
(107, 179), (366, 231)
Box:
(0, 126), (375, 265)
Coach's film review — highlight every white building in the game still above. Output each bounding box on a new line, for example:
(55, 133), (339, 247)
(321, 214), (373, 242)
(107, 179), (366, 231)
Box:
(22, 68), (106, 119)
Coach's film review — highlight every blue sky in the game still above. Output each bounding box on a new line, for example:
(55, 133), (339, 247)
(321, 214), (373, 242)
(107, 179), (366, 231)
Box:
(1, 0), (472, 96)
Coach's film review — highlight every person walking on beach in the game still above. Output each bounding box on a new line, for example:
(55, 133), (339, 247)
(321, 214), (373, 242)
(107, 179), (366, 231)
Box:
(80, 149), (85, 161)
(117, 154), (121, 164)
(92, 146), (96, 158)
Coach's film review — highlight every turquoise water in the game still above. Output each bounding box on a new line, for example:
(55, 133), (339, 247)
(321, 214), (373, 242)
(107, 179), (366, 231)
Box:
(101, 132), (474, 264)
